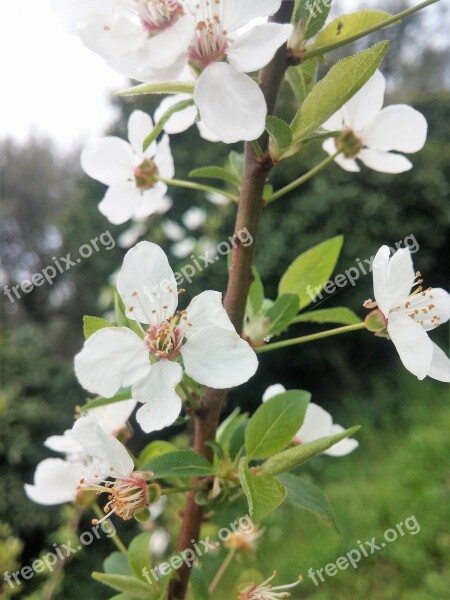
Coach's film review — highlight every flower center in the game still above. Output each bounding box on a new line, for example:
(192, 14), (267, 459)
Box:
(145, 311), (190, 358)
(187, 1), (228, 70)
(134, 159), (159, 190)
(136, 0), (183, 33)
(336, 128), (364, 158)
(89, 471), (151, 522)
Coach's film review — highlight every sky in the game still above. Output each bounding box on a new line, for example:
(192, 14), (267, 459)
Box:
(0, 0), (127, 151)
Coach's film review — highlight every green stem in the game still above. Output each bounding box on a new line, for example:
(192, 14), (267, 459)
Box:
(208, 548), (236, 594)
(161, 485), (206, 496)
(159, 177), (238, 202)
(251, 140), (265, 161)
(257, 322), (366, 354)
(92, 504), (127, 554)
(303, 0), (440, 61)
(268, 153), (337, 202)
(179, 379), (201, 411)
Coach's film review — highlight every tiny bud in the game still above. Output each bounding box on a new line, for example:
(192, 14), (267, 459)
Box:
(365, 309), (388, 335)
(147, 483), (162, 505)
(134, 509), (151, 523)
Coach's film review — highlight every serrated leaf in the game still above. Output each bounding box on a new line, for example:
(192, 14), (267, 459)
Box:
(313, 10), (393, 48)
(239, 459), (286, 522)
(128, 533), (152, 582)
(279, 236), (343, 309)
(286, 60), (318, 104)
(189, 166), (240, 188)
(142, 450), (214, 479)
(82, 391), (132, 411)
(246, 267), (264, 318)
(266, 116), (293, 158)
(83, 315), (113, 339)
(190, 566), (210, 599)
(246, 390), (311, 460)
(295, 307), (362, 325)
(117, 82), (195, 97)
(266, 294), (300, 335)
(278, 474), (339, 531)
(229, 420), (248, 462)
(104, 553), (132, 577)
(291, 41), (390, 141)
(205, 440), (224, 461)
(261, 426), (361, 476)
(138, 441), (178, 468)
(297, 0), (335, 39)
(91, 573), (151, 598)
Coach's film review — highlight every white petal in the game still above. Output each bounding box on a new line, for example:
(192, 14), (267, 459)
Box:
(372, 245), (392, 317)
(80, 12), (147, 59)
(155, 95), (198, 135)
(343, 70), (386, 132)
(185, 291), (236, 336)
(364, 105), (427, 153)
(117, 242), (178, 325)
(74, 327), (150, 397)
(222, 0), (282, 32)
(81, 137), (135, 186)
(194, 63), (266, 143)
(359, 149), (412, 173)
(44, 432), (83, 455)
(324, 424), (359, 457)
(98, 181), (142, 225)
(162, 219), (186, 241)
(153, 135), (175, 179)
(182, 207), (206, 230)
(181, 326), (258, 388)
(51, 0), (117, 32)
(134, 361), (183, 433)
(399, 288), (450, 331)
(25, 458), (83, 505)
(323, 140), (360, 172)
(387, 312), (433, 380)
(373, 246), (416, 318)
(171, 237), (196, 259)
(128, 110), (154, 156)
(427, 342), (450, 382)
(72, 415), (134, 476)
(135, 184), (170, 219)
(262, 384), (286, 402)
(227, 23), (292, 73)
(87, 399), (137, 435)
(197, 120), (221, 142)
(294, 403), (332, 444)
(322, 109), (345, 132)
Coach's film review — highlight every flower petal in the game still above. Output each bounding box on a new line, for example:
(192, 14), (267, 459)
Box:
(87, 399), (137, 435)
(117, 241), (178, 325)
(262, 384), (286, 402)
(387, 312), (433, 380)
(184, 291), (236, 336)
(344, 69), (386, 132)
(25, 458), (84, 505)
(98, 181), (142, 225)
(74, 327), (150, 397)
(79, 12), (147, 59)
(324, 424), (359, 457)
(128, 110), (154, 156)
(181, 326), (258, 388)
(153, 135), (175, 179)
(323, 139), (360, 172)
(222, 0), (282, 32)
(322, 109), (345, 132)
(51, 0), (118, 32)
(358, 149), (412, 173)
(135, 184), (171, 219)
(81, 137), (136, 186)
(155, 94), (198, 135)
(227, 23), (292, 73)
(134, 361), (183, 433)
(194, 63), (266, 143)
(45, 432), (83, 455)
(400, 288), (450, 331)
(373, 246), (416, 318)
(72, 415), (135, 476)
(427, 342), (450, 382)
(364, 105), (427, 153)
(294, 403), (332, 444)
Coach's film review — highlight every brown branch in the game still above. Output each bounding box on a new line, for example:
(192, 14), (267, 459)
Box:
(168, 3), (294, 598)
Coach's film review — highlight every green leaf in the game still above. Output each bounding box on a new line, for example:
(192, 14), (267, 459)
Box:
(297, 0), (335, 39)
(266, 294), (300, 335)
(261, 425), (361, 476)
(278, 236), (343, 309)
(246, 267), (264, 318)
(228, 151), (244, 178)
(128, 533), (151, 582)
(205, 440), (224, 461)
(295, 307), (362, 325)
(82, 391), (132, 411)
(216, 408), (246, 446)
(189, 166), (241, 188)
(313, 10), (393, 48)
(266, 116), (293, 158)
(91, 573), (151, 598)
(229, 420), (248, 461)
(143, 99), (194, 152)
(83, 315), (113, 339)
(190, 566), (210, 599)
(109, 595), (141, 600)
(138, 441), (178, 468)
(104, 553), (132, 577)
(239, 459), (286, 522)
(286, 60), (318, 104)
(142, 450), (215, 479)
(246, 390), (311, 460)
(278, 474), (339, 531)
(291, 41), (390, 141)
(117, 81), (195, 97)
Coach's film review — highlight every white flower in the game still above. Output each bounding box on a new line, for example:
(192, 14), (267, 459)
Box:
(51, 0), (194, 82)
(71, 415), (153, 522)
(370, 245), (450, 381)
(81, 110), (174, 225)
(161, 219), (186, 241)
(262, 385), (358, 457)
(182, 207), (207, 230)
(171, 237), (196, 259)
(150, 528), (171, 557)
(74, 241), (258, 433)
(322, 70), (428, 173)
(238, 571), (302, 599)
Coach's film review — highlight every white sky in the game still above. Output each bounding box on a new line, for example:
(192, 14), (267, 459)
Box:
(0, 0), (127, 151)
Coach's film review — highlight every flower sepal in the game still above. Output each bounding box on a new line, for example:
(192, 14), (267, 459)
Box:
(364, 308), (389, 338)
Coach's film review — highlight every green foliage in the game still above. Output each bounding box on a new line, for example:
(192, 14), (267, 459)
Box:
(239, 459), (287, 522)
(128, 533), (152, 581)
(294, 307), (362, 325)
(296, 0), (335, 39)
(91, 572), (152, 597)
(285, 60), (318, 104)
(83, 315), (113, 339)
(266, 116), (293, 160)
(313, 10), (393, 48)
(142, 451), (215, 479)
(118, 82), (195, 97)
(189, 166), (241, 188)
(82, 391), (133, 411)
